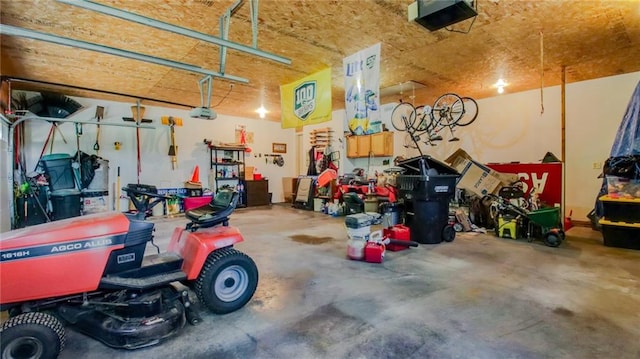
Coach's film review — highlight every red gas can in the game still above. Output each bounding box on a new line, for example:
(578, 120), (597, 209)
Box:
(364, 242), (385, 263)
(385, 224), (411, 251)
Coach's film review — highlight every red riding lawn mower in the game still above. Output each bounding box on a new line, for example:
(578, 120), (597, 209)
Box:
(0, 186), (258, 359)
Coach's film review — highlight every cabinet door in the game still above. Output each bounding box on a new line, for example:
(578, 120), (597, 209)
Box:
(347, 136), (359, 158)
(370, 132), (393, 156)
(347, 135), (374, 158)
(357, 135), (371, 157)
(246, 180), (269, 207)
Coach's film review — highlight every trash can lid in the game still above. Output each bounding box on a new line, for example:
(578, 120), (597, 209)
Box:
(397, 155), (459, 176)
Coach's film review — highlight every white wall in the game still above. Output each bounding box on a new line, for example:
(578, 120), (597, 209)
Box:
(19, 97), (296, 211)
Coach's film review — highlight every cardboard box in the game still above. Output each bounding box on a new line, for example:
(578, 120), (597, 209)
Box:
(445, 148), (519, 197)
(446, 148), (510, 180)
(184, 181), (202, 189)
(83, 196), (110, 214)
(454, 159), (503, 197)
(282, 177), (296, 203)
(282, 177), (295, 201)
(244, 166), (255, 180)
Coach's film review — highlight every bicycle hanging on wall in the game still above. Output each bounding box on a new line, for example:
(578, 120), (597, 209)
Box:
(391, 93), (478, 150)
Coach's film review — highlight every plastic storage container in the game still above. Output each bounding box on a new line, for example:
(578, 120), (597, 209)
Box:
(40, 154), (77, 192)
(183, 196), (213, 211)
(50, 189), (82, 220)
(599, 219), (640, 250)
(345, 213), (374, 228)
(599, 195), (640, 223)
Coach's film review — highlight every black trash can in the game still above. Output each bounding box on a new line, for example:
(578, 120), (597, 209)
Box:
(407, 199), (453, 244)
(397, 156), (459, 244)
(403, 176), (458, 244)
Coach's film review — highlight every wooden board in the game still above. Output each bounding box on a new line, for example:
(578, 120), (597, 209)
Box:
(1, 0), (639, 121)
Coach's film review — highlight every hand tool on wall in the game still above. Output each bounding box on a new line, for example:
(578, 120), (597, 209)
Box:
(123, 101), (152, 184)
(75, 122), (83, 183)
(162, 116), (183, 170)
(116, 166), (121, 211)
(93, 106), (105, 155)
(264, 154), (285, 167)
(124, 101), (148, 184)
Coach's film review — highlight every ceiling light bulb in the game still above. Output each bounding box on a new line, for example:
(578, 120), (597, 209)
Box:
(497, 86), (504, 94)
(256, 106), (268, 119)
(495, 78), (507, 87)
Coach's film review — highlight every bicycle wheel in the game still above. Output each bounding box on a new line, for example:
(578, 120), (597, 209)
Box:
(433, 93), (464, 126)
(391, 102), (416, 132)
(456, 97), (478, 127)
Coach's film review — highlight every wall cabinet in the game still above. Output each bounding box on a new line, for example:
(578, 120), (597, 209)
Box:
(346, 135), (371, 158)
(346, 132), (393, 158)
(370, 132), (394, 157)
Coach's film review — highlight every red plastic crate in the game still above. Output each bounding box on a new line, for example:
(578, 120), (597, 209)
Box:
(183, 196), (213, 211)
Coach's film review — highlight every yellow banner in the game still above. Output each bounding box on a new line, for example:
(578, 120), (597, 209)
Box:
(280, 68), (332, 129)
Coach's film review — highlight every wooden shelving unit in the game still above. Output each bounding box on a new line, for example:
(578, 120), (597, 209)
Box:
(310, 127), (333, 151)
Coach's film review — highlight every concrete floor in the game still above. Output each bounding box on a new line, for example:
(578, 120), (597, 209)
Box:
(60, 204), (640, 359)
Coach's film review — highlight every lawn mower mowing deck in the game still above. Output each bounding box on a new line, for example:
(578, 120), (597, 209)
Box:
(0, 188), (258, 359)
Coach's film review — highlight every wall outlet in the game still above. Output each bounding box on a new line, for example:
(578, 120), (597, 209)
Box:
(592, 162), (602, 169)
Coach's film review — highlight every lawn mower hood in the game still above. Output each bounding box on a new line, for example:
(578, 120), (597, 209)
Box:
(1, 213), (134, 305)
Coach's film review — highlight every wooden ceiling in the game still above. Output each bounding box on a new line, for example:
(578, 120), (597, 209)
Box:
(2, 0), (640, 121)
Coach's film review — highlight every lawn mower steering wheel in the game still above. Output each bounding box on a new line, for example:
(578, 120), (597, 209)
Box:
(122, 185), (172, 219)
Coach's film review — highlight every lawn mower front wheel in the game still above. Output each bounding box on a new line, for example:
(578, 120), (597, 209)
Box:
(195, 248), (258, 314)
(1, 312), (65, 359)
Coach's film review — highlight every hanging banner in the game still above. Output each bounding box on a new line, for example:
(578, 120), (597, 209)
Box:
(280, 68), (332, 129)
(343, 43), (381, 135)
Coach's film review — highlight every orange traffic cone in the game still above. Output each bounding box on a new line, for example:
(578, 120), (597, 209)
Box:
(188, 165), (201, 185)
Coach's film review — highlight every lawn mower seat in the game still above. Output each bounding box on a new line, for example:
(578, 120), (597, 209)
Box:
(185, 189), (239, 231)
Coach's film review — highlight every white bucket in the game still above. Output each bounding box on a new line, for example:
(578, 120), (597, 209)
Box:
(314, 198), (324, 212)
(347, 226), (371, 240)
(347, 237), (367, 260)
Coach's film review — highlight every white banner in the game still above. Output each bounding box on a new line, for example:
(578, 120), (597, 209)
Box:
(343, 43), (381, 135)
